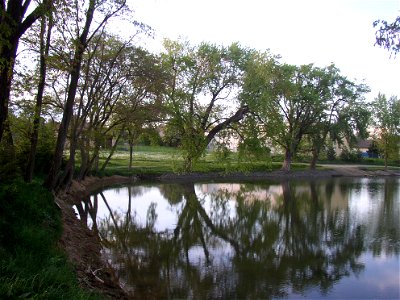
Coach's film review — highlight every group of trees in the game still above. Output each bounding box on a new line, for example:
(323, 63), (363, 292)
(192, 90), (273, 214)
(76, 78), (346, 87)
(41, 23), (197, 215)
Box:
(1, 1), (399, 190)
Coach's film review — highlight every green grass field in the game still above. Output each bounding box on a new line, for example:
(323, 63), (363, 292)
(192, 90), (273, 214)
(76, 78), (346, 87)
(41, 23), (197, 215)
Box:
(89, 145), (400, 177)
(94, 145), (291, 176)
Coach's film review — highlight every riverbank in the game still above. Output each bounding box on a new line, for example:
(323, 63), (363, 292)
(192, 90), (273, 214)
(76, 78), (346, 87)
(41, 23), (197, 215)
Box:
(58, 167), (399, 299)
(56, 176), (137, 299)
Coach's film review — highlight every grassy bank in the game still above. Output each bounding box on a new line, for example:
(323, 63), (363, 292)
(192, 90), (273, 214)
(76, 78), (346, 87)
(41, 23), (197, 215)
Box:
(0, 180), (100, 299)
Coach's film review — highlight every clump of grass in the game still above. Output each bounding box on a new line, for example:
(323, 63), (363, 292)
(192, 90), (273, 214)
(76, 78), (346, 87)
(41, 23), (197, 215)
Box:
(0, 180), (100, 299)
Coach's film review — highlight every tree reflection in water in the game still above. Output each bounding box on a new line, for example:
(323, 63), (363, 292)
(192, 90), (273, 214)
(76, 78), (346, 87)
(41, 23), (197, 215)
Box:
(75, 178), (399, 299)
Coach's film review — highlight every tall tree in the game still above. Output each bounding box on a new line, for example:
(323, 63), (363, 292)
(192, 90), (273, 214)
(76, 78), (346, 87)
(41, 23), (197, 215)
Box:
(242, 56), (369, 170)
(306, 65), (370, 169)
(161, 40), (251, 172)
(0, 0), (50, 144)
(243, 58), (329, 171)
(371, 93), (400, 170)
(44, 0), (128, 190)
(24, 5), (54, 182)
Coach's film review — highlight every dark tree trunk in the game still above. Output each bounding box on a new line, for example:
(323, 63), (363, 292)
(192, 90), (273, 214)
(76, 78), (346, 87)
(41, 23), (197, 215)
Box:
(129, 143), (133, 171)
(25, 13), (53, 182)
(0, 39), (18, 145)
(282, 148), (292, 171)
(205, 106), (249, 145)
(310, 148), (319, 170)
(44, 60), (83, 190)
(0, 0), (48, 143)
(78, 136), (90, 180)
(60, 127), (78, 188)
(87, 143), (100, 175)
(44, 0), (96, 190)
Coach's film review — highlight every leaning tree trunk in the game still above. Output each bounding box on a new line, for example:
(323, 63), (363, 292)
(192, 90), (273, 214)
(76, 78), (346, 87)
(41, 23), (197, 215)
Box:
(100, 126), (124, 172)
(44, 0), (96, 191)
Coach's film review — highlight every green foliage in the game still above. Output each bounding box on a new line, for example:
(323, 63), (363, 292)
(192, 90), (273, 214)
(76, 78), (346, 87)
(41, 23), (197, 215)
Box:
(0, 136), (19, 182)
(339, 147), (363, 163)
(241, 57), (369, 170)
(372, 93), (400, 168)
(367, 140), (380, 158)
(161, 39), (252, 172)
(180, 131), (207, 172)
(137, 127), (163, 146)
(326, 145), (337, 161)
(236, 118), (271, 171)
(211, 142), (234, 173)
(0, 180), (99, 299)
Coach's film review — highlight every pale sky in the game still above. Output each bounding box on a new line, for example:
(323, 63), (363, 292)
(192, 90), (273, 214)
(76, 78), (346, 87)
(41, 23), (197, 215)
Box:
(124, 0), (400, 102)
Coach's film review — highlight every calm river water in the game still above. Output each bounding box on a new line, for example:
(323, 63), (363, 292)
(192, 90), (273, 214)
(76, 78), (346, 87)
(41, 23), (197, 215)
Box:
(75, 177), (400, 299)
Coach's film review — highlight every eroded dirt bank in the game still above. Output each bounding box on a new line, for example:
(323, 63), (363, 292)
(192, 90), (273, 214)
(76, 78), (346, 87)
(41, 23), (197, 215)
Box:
(56, 176), (136, 299)
(57, 169), (399, 299)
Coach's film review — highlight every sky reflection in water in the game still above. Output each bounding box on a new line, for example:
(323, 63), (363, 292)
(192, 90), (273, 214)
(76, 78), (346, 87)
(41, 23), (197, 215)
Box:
(75, 177), (400, 299)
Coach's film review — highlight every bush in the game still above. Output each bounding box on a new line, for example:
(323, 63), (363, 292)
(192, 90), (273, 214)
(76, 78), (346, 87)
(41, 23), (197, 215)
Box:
(339, 147), (363, 163)
(326, 146), (336, 161)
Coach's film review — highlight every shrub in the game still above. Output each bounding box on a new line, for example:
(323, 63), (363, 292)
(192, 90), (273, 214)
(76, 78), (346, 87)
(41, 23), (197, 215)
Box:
(339, 147), (363, 162)
(326, 146), (336, 161)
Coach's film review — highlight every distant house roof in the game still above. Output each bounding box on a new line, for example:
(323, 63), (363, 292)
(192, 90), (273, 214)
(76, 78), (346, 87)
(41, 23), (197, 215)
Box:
(357, 140), (372, 149)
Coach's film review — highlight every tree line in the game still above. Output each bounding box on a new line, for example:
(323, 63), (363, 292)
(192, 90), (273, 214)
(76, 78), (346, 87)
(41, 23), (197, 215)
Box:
(1, 1), (399, 191)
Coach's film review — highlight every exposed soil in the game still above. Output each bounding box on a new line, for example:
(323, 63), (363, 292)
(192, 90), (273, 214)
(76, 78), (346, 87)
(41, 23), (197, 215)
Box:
(57, 168), (399, 299)
(56, 176), (136, 299)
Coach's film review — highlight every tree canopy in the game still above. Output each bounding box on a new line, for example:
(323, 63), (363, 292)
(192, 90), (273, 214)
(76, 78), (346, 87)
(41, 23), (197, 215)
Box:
(371, 93), (400, 169)
(241, 54), (369, 171)
(161, 39), (251, 171)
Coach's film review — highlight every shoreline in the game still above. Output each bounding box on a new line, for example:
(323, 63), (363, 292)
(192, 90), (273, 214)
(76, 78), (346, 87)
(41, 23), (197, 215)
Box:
(57, 168), (399, 299)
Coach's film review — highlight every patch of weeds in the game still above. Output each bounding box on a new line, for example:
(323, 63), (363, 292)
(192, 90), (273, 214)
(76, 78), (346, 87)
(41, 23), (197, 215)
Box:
(0, 180), (101, 299)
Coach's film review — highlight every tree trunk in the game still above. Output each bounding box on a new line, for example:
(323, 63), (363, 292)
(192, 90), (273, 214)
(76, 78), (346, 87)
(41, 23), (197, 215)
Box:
(0, 1), (48, 143)
(25, 14), (53, 182)
(87, 143), (100, 175)
(60, 126), (79, 188)
(78, 139), (89, 180)
(44, 0), (96, 191)
(0, 38), (18, 145)
(309, 148), (318, 170)
(282, 148), (292, 171)
(129, 143), (133, 171)
(44, 62), (82, 190)
(384, 145), (388, 171)
(100, 127), (124, 172)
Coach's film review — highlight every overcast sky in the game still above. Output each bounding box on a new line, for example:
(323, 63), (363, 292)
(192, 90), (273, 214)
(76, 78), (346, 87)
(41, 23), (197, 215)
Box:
(126, 0), (399, 101)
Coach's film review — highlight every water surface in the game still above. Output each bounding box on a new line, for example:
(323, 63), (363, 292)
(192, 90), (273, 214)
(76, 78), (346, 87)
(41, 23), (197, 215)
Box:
(75, 178), (400, 299)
